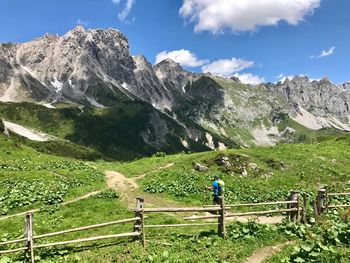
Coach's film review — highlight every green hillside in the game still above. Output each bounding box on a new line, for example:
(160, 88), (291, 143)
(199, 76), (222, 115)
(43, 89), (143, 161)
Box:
(175, 76), (347, 147)
(1, 130), (350, 262)
(0, 102), (222, 161)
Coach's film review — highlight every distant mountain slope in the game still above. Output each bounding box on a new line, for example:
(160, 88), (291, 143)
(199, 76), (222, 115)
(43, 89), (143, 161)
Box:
(0, 102), (234, 160)
(0, 27), (349, 155)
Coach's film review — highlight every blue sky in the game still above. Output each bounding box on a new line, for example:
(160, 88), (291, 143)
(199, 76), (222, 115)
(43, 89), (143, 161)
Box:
(0, 0), (349, 84)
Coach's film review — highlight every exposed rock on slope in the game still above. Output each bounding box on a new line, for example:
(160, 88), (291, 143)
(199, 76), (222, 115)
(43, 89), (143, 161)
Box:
(0, 27), (349, 153)
(278, 76), (350, 131)
(0, 27), (195, 111)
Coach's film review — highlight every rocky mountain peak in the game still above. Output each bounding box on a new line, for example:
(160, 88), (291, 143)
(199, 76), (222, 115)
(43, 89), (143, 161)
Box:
(156, 58), (180, 67)
(343, 81), (350, 89)
(1, 26), (350, 150)
(154, 58), (196, 93)
(318, 77), (332, 85)
(230, 76), (241, 83)
(134, 55), (150, 68)
(291, 75), (309, 83)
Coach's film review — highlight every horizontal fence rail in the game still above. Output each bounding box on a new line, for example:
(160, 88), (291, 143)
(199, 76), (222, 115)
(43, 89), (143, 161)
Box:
(315, 188), (350, 220)
(225, 208), (300, 218)
(139, 207), (222, 213)
(326, 204), (350, 209)
(0, 247), (28, 255)
(0, 237), (27, 247)
(33, 232), (140, 249)
(34, 217), (140, 240)
(327, 192), (350, 197)
(226, 200), (298, 208)
(204, 200), (298, 208)
(1, 188), (349, 262)
(144, 223), (219, 229)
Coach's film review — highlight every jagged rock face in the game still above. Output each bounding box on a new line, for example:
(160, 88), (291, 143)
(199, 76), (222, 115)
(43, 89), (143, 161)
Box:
(278, 76), (350, 120)
(0, 27), (140, 106)
(176, 74), (350, 146)
(154, 59), (196, 93)
(0, 27), (195, 110)
(133, 55), (173, 110)
(0, 27), (349, 150)
(176, 76), (287, 146)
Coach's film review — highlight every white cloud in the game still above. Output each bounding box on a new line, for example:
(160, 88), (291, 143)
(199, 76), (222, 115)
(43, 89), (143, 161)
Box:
(77, 19), (88, 26)
(315, 46), (335, 58)
(155, 49), (209, 67)
(112, 0), (135, 22)
(180, 0), (320, 33)
(234, 73), (265, 85)
(201, 58), (254, 77)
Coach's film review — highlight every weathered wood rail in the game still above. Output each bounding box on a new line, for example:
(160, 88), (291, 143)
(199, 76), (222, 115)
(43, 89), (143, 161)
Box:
(314, 188), (350, 219)
(133, 190), (304, 247)
(1, 188), (349, 261)
(0, 214), (140, 263)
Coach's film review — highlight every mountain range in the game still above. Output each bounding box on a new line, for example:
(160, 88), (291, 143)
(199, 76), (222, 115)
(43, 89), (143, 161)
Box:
(0, 26), (349, 160)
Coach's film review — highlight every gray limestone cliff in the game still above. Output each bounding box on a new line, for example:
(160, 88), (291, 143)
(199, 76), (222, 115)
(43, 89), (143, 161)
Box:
(0, 27), (349, 149)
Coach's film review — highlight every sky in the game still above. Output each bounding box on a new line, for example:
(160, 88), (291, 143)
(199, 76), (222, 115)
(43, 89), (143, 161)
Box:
(0, 0), (349, 84)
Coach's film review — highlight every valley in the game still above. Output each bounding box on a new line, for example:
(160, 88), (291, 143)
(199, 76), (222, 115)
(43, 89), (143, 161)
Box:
(0, 26), (349, 263)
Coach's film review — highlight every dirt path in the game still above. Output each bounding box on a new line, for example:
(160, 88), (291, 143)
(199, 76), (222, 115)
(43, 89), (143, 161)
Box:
(105, 163), (176, 208)
(106, 171), (139, 190)
(105, 162), (174, 190)
(105, 163), (285, 224)
(245, 241), (294, 263)
(0, 163), (175, 221)
(227, 215), (284, 224)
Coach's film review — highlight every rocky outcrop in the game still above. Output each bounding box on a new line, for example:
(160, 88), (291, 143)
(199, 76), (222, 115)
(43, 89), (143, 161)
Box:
(0, 27), (196, 111)
(133, 55), (173, 110)
(154, 58), (196, 93)
(278, 76), (350, 120)
(0, 27), (349, 150)
(277, 76), (350, 130)
(0, 27), (139, 106)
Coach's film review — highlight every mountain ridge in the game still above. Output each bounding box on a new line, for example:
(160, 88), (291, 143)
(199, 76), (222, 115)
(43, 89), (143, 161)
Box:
(0, 26), (349, 159)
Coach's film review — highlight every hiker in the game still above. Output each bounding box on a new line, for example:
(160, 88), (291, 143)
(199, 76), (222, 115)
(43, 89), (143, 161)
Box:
(207, 175), (225, 205)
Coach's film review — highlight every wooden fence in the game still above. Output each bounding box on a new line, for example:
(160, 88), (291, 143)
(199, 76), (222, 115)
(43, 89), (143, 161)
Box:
(314, 188), (350, 218)
(1, 188), (349, 261)
(0, 213), (140, 263)
(133, 190), (304, 246)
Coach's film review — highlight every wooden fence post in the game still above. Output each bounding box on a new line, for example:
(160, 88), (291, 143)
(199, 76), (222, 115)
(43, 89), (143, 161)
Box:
(134, 197), (145, 246)
(25, 213), (35, 263)
(302, 193), (308, 224)
(316, 188), (327, 216)
(218, 196), (226, 238)
(288, 190), (299, 223)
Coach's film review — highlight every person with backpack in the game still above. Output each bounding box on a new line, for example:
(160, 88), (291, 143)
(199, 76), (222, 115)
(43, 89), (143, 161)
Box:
(207, 175), (225, 205)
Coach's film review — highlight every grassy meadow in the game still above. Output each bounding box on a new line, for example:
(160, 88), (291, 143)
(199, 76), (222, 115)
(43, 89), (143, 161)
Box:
(0, 130), (350, 262)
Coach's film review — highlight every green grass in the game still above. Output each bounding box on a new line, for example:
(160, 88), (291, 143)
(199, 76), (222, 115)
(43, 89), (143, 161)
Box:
(0, 134), (107, 216)
(104, 137), (350, 207)
(1, 129), (350, 262)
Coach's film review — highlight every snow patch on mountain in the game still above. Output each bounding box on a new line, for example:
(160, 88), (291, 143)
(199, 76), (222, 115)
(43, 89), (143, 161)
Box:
(51, 77), (63, 93)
